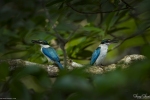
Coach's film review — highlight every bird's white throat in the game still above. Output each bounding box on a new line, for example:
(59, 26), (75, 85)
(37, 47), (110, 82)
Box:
(40, 44), (50, 48)
(99, 44), (109, 47)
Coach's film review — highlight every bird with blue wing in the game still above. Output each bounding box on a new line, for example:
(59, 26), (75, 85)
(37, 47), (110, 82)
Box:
(90, 39), (118, 66)
(32, 40), (63, 69)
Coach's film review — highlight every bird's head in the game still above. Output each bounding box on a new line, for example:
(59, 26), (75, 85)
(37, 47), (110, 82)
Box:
(101, 39), (118, 45)
(32, 40), (49, 46)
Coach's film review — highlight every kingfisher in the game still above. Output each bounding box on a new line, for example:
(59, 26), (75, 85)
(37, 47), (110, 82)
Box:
(90, 39), (117, 66)
(32, 40), (63, 69)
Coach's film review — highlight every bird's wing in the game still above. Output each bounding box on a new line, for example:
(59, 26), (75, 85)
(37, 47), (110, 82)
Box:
(90, 47), (100, 65)
(42, 47), (60, 62)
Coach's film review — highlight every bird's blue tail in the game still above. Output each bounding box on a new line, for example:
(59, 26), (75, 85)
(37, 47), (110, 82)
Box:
(55, 61), (64, 69)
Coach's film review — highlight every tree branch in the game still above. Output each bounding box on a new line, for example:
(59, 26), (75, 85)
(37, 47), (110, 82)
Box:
(42, 0), (69, 67)
(142, 34), (150, 46)
(0, 54), (145, 77)
(121, 0), (134, 10)
(66, 26), (79, 42)
(108, 34), (139, 52)
(108, 26), (150, 52)
(66, 2), (131, 14)
(42, 0), (65, 43)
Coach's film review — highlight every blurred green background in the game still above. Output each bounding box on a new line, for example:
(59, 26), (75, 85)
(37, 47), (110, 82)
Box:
(0, 0), (150, 100)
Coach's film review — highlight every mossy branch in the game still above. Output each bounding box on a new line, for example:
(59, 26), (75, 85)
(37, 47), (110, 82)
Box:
(0, 54), (145, 77)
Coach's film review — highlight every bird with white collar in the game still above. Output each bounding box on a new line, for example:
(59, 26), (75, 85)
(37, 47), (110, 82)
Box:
(32, 40), (63, 69)
(90, 39), (117, 66)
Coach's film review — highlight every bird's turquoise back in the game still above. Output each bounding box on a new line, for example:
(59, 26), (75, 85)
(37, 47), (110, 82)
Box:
(42, 47), (60, 62)
(42, 47), (63, 69)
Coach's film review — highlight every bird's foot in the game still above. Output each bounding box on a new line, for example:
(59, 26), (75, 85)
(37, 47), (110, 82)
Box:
(100, 64), (106, 72)
(100, 64), (105, 67)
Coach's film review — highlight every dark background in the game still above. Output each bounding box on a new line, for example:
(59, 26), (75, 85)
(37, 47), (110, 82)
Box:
(0, 0), (150, 100)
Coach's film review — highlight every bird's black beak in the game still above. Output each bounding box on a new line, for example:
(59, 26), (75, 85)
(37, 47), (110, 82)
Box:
(32, 40), (41, 44)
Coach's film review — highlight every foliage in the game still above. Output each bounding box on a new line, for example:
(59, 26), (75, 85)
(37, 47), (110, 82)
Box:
(0, 54), (150, 100)
(0, 0), (149, 63)
(0, 0), (150, 100)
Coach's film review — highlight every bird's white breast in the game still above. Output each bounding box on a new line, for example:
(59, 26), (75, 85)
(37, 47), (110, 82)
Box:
(95, 44), (108, 65)
(40, 45), (53, 63)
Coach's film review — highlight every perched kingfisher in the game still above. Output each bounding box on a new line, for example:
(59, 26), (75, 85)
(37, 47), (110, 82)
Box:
(90, 39), (117, 66)
(32, 40), (63, 69)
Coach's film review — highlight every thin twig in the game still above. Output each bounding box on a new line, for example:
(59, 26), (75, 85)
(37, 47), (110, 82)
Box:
(60, 45), (67, 67)
(67, 26), (79, 41)
(98, 1), (103, 25)
(107, 33), (119, 39)
(142, 34), (150, 46)
(108, 34), (140, 52)
(42, 0), (68, 67)
(108, 26), (149, 52)
(121, 0), (134, 10)
(66, 2), (131, 14)
(42, 0), (65, 42)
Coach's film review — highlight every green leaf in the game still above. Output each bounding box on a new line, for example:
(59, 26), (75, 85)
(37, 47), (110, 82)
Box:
(141, 46), (150, 59)
(53, 75), (92, 92)
(76, 50), (92, 58)
(46, 0), (64, 6)
(83, 25), (103, 33)
(67, 93), (86, 100)
(10, 80), (31, 100)
(0, 62), (9, 81)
